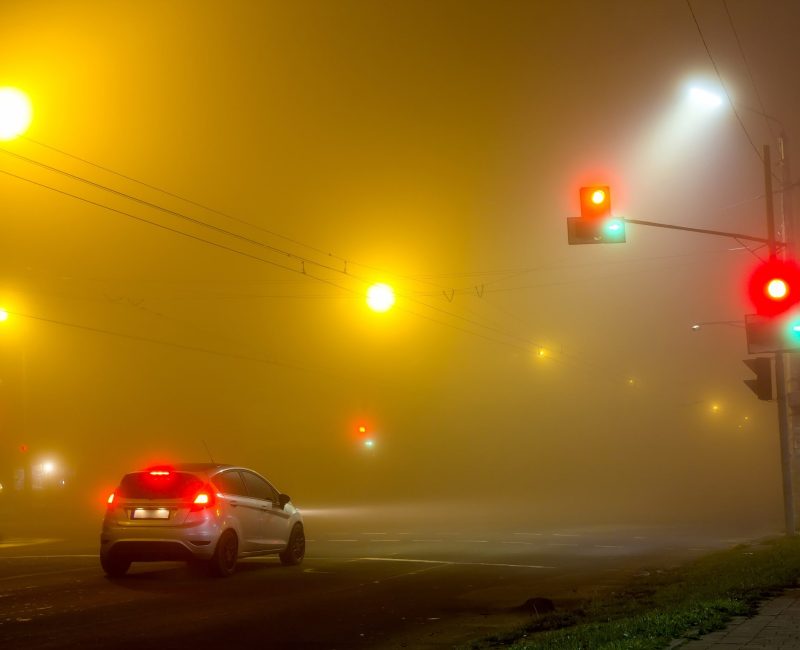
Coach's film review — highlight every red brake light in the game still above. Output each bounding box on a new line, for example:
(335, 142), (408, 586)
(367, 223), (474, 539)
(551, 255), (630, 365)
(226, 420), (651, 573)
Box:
(190, 485), (216, 511)
(149, 470), (170, 476)
(107, 491), (115, 507)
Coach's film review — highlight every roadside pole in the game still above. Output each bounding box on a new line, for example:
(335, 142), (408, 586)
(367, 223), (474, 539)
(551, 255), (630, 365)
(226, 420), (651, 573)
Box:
(764, 144), (795, 536)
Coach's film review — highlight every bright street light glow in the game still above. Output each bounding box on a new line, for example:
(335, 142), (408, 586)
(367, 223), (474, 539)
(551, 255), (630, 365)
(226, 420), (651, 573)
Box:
(0, 87), (32, 140)
(364, 439), (375, 448)
(0, 308), (7, 322)
(366, 283), (395, 312)
(42, 461), (55, 474)
(688, 86), (723, 110)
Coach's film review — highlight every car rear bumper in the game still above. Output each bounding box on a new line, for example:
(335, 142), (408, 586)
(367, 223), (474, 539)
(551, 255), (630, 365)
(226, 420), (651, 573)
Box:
(100, 524), (219, 562)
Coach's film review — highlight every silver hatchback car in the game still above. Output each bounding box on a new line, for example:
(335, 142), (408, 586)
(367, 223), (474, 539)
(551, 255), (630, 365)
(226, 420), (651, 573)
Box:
(100, 463), (304, 577)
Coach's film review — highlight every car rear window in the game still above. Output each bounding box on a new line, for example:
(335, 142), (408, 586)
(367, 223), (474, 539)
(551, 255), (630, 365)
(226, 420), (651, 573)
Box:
(117, 471), (203, 499)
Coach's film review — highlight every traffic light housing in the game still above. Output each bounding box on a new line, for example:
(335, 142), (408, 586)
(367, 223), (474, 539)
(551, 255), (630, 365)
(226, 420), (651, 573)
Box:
(743, 357), (772, 401)
(747, 257), (800, 317)
(567, 185), (626, 245)
(745, 311), (800, 354)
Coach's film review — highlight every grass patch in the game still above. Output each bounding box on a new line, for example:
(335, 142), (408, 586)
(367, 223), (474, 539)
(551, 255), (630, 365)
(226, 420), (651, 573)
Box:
(472, 536), (800, 649)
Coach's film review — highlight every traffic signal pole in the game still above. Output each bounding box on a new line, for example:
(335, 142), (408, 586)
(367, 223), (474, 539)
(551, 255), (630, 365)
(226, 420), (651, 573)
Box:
(568, 164), (798, 535)
(764, 144), (796, 536)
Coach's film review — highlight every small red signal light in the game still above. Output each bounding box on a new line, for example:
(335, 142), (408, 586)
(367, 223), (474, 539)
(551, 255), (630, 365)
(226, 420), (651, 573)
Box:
(579, 185), (611, 219)
(107, 491), (116, 506)
(747, 258), (800, 317)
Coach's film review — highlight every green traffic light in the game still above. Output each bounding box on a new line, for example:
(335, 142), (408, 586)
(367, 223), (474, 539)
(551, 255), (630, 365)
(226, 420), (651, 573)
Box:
(603, 218), (626, 240)
(786, 319), (800, 344)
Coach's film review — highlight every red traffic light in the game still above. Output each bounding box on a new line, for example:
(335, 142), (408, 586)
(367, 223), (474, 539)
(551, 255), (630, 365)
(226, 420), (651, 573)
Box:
(747, 257), (800, 317)
(579, 186), (611, 219)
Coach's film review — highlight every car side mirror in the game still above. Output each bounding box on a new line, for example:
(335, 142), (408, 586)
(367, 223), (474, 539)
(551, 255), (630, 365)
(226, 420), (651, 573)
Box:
(278, 493), (291, 509)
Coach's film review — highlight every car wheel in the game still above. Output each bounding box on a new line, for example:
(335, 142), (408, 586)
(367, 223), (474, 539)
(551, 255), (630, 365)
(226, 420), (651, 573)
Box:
(101, 554), (131, 577)
(210, 530), (238, 577)
(279, 524), (305, 566)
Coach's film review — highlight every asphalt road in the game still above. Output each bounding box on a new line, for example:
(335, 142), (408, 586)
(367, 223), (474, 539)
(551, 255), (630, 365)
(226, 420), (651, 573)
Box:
(0, 504), (773, 649)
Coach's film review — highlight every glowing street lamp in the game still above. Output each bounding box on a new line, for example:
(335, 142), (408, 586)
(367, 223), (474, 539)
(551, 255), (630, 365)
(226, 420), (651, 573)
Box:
(0, 308), (8, 322)
(688, 86), (724, 110)
(366, 283), (395, 313)
(0, 87), (32, 140)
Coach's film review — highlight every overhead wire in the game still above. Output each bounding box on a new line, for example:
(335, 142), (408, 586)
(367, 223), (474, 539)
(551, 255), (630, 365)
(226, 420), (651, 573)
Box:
(0, 143), (572, 357)
(0, 140), (718, 388)
(24, 136), (350, 266)
(0, 165), (557, 361)
(722, 0), (776, 141)
(685, 0), (780, 184)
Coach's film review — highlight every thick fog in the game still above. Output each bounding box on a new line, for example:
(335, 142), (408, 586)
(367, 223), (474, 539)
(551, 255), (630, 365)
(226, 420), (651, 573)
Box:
(1, 0), (799, 535)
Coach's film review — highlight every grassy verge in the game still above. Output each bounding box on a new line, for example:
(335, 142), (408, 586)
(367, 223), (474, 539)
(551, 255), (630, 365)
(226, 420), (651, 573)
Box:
(472, 536), (800, 649)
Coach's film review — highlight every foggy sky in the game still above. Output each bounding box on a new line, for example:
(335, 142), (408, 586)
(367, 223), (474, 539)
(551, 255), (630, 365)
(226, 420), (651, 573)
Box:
(1, 0), (799, 529)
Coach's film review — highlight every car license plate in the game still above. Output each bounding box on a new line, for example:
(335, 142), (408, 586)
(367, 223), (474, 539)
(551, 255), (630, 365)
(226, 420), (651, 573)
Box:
(132, 508), (171, 520)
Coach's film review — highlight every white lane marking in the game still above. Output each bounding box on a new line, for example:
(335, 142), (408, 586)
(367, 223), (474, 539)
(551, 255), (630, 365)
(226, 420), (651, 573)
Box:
(369, 539), (402, 542)
(462, 540), (490, 543)
(0, 538), (61, 549)
(552, 533), (581, 537)
(502, 541), (535, 545)
(0, 554), (98, 559)
(362, 532), (388, 535)
(547, 543), (578, 547)
(358, 557), (555, 570)
(411, 539), (444, 543)
(0, 566), (95, 582)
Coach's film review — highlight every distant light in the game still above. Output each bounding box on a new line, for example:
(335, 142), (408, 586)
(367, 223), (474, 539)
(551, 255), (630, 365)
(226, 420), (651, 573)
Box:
(366, 283), (395, 313)
(0, 87), (32, 140)
(691, 324), (701, 331)
(591, 189), (606, 205)
(627, 378), (635, 386)
(711, 403), (721, 413)
(0, 308), (7, 322)
(42, 461), (55, 475)
(535, 347), (546, 359)
(688, 86), (723, 109)
(364, 439), (375, 448)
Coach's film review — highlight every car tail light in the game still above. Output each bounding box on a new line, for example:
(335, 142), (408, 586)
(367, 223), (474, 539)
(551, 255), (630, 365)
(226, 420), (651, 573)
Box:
(107, 491), (116, 507)
(190, 485), (216, 512)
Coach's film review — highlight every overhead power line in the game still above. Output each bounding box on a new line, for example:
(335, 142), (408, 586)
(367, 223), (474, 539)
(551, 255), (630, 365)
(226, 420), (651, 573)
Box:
(684, 0), (771, 172)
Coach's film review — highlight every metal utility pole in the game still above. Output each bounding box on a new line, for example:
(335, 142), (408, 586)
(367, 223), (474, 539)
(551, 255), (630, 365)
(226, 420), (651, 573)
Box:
(765, 143), (796, 536)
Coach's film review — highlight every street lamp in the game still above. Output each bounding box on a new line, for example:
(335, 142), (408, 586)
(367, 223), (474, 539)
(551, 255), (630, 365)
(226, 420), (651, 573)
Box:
(688, 86), (724, 110)
(0, 87), (32, 140)
(690, 320), (744, 331)
(366, 283), (395, 313)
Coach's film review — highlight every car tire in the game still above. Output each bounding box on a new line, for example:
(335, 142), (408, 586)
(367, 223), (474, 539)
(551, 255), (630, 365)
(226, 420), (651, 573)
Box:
(209, 530), (238, 577)
(279, 524), (305, 566)
(101, 554), (131, 577)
